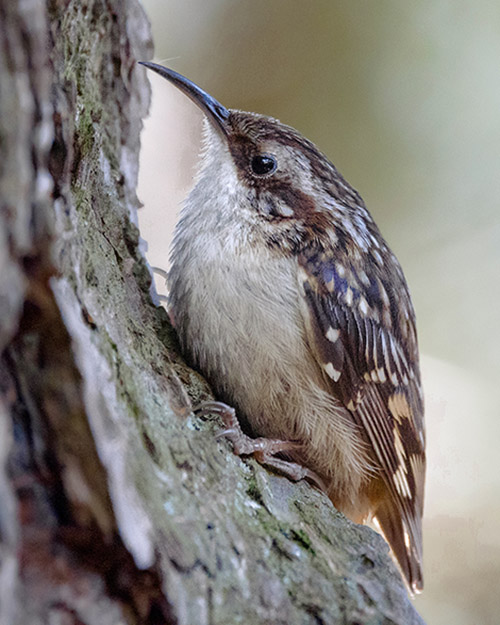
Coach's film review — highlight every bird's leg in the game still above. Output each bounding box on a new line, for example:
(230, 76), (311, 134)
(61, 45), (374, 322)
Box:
(194, 401), (326, 491)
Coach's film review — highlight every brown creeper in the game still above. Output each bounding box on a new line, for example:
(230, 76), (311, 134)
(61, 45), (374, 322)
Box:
(140, 62), (425, 592)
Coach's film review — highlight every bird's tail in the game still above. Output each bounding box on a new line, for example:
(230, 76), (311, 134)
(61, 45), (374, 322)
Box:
(375, 502), (424, 594)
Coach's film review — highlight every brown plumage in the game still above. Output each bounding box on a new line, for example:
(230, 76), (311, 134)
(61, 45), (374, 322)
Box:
(141, 62), (426, 593)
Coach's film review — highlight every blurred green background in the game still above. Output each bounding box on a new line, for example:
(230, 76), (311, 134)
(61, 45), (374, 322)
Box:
(137, 2), (500, 623)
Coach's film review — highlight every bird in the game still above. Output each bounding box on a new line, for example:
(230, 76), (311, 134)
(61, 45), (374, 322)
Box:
(140, 61), (426, 593)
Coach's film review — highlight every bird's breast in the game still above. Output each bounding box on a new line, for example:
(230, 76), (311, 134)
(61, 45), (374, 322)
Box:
(169, 232), (315, 432)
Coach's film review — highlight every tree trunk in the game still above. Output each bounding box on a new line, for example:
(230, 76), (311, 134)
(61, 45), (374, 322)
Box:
(0, 1), (425, 624)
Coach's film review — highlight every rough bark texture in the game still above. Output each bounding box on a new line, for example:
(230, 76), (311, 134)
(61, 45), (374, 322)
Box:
(0, 1), (425, 624)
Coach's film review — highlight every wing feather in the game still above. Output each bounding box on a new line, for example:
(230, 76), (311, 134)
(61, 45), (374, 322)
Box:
(299, 253), (425, 592)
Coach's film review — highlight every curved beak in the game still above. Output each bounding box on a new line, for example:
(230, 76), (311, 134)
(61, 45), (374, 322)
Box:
(139, 62), (230, 137)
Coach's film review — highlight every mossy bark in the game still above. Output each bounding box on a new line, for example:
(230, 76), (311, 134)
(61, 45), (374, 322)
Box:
(0, 1), (425, 624)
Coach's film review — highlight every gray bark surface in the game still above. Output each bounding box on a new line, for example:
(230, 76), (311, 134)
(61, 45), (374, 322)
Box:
(0, 1), (425, 624)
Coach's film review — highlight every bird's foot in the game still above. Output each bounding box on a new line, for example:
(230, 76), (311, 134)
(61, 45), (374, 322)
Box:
(194, 400), (326, 491)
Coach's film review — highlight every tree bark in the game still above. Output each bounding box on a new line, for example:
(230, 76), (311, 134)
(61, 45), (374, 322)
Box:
(0, 1), (425, 624)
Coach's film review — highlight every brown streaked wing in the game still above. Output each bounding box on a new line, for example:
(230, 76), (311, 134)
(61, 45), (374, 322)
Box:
(298, 253), (425, 592)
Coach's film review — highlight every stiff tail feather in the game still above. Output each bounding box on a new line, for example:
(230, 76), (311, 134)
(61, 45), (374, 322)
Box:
(375, 502), (423, 594)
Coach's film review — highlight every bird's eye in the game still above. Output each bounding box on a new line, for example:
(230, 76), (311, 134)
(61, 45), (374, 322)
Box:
(250, 154), (277, 176)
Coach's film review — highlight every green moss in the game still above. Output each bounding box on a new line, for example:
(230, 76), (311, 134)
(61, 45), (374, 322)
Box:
(290, 528), (315, 555)
(76, 105), (99, 157)
(246, 474), (264, 505)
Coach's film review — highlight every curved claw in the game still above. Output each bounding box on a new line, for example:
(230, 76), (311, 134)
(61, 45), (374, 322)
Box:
(194, 401), (235, 418)
(151, 266), (168, 280)
(214, 427), (238, 440)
